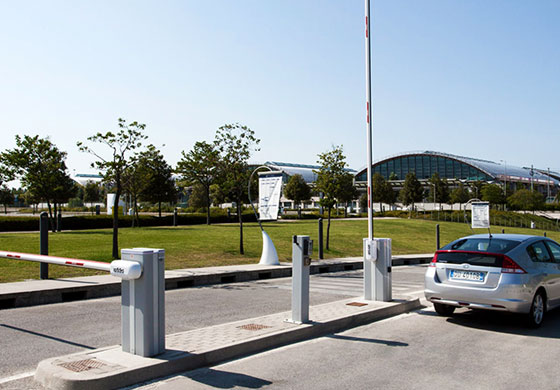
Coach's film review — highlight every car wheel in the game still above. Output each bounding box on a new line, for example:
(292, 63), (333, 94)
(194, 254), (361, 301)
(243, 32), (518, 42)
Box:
(527, 291), (545, 328)
(434, 302), (455, 316)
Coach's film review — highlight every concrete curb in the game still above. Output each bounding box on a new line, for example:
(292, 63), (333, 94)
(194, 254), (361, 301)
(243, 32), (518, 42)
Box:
(35, 297), (421, 390)
(0, 255), (433, 310)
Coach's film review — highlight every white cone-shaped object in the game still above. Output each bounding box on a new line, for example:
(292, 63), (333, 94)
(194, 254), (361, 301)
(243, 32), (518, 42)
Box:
(259, 230), (280, 265)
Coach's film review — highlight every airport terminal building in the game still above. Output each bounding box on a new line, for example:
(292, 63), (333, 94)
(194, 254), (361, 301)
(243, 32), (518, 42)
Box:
(354, 151), (559, 201)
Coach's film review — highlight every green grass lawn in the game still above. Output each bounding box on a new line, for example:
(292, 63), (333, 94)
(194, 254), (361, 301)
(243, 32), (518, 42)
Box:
(1, 218), (558, 283)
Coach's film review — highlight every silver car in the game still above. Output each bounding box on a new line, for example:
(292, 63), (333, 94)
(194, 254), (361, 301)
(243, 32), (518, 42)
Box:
(424, 234), (560, 327)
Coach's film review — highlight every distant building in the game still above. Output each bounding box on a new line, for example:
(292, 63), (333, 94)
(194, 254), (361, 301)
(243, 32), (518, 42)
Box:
(71, 173), (103, 186)
(354, 150), (559, 199)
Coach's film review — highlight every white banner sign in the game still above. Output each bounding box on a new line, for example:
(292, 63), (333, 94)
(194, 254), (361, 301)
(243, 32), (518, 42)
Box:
(258, 171), (283, 221)
(471, 202), (490, 229)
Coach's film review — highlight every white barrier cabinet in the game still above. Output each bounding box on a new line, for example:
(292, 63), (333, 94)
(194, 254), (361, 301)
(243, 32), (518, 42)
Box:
(0, 248), (166, 358)
(121, 248), (165, 357)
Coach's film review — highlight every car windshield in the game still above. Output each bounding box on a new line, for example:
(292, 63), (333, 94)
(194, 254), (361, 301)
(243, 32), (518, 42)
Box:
(443, 238), (521, 254)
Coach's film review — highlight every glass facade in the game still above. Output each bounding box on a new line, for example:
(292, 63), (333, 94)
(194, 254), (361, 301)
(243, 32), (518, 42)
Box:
(355, 154), (494, 182)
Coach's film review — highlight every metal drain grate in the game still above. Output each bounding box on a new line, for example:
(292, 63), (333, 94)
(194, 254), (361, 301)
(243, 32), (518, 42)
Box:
(237, 323), (272, 331)
(346, 302), (368, 307)
(58, 359), (107, 373)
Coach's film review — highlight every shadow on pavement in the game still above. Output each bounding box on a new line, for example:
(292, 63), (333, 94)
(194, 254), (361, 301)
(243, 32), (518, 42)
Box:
(419, 307), (560, 338)
(328, 334), (408, 347)
(183, 368), (272, 389)
(0, 323), (95, 349)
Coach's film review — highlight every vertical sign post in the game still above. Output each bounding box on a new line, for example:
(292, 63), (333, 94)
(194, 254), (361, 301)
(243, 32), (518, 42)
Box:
(40, 212), (49, 279)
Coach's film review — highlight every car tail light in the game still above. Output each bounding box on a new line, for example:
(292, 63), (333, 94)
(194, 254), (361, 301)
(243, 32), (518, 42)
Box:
(501, 255), (526, 274)
(429, 253), (438, 267)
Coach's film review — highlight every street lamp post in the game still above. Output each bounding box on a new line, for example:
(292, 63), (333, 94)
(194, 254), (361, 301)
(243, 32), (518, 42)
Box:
(431, 182), (438, 220)
(500, 160), (507, 197)
(548, 167), (551, 201)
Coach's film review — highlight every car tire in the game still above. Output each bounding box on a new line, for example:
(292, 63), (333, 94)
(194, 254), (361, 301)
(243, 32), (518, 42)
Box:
(434, 302), (455, 316)
(526, 291), (545, 328)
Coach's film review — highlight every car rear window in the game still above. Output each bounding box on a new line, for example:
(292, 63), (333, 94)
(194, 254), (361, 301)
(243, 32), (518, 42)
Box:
(443, 238), (520, 254)
(436, 251), (504, 267)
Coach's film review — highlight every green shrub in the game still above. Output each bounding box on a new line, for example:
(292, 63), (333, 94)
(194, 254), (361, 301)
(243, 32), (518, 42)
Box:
(0, 211), (257, 232)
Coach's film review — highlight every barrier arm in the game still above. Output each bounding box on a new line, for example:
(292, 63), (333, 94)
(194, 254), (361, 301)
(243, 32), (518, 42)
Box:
(0, 251), (142, 280)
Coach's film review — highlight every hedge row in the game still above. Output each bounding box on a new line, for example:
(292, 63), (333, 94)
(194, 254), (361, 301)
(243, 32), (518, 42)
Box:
(0, 212), (258, 232)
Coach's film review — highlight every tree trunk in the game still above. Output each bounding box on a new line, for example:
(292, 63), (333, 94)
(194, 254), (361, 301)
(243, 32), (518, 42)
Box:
(205, 185), (211, 225)
(112, 190), (120, 259)
(158, 201), (162, 218)
(344, 202), (348, 218)
(238, 202), (244, 254)
(326, 207), (331, 250)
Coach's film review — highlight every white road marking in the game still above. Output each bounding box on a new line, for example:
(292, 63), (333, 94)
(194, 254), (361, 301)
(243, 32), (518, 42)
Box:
(0, 370), (35, 384)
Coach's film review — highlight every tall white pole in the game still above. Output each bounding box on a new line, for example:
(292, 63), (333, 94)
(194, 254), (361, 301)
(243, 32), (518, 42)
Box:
(365, 0), (374, 240)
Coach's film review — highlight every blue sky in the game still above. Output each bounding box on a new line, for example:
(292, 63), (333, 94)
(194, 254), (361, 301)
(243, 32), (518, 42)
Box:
(1, 1), (559, 177)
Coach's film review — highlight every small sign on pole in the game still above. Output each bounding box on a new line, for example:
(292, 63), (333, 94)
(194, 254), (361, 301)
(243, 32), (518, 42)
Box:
(471, 202), (490, 229)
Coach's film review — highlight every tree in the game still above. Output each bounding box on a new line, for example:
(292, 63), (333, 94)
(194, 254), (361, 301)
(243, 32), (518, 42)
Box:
(214, 123), (260, 255)
(314, 145), (349, 249)
(449, 183), (470, 210)
(2, 135), (73, 230)
(399, 172), (423, 216)
(507, 189), (545, 212)
(481, 184), (505, 208)
(138, 145), (177, 217)
(84, 181), (102, 206)
(78, 118), (147, 259)
(284, 174), (311, 218)
(187, 182), (210, 210)
(359, 193), (368, 212)
(371, 173), (396, 212)
(177, 141), (219, 225)
(428, 172), (449, 208)
(469, 180), (484, 200)
(0, 160), (14, 189)
(336, 173), (358, 218)
(0, 186), (14, 214)
(122, 157), (149, 227)
(51, 172), (77, 218)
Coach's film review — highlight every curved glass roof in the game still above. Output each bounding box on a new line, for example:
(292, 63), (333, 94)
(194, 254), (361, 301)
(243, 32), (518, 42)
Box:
(264, 161), (356, 184)
(355, 151), (559, 186)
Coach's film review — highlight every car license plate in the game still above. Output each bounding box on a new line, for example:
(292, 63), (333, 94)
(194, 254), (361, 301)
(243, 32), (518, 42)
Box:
(450, 270), (484, 282)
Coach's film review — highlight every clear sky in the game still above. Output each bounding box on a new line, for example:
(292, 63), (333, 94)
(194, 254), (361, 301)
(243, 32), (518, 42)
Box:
(1, 0), (559, 179)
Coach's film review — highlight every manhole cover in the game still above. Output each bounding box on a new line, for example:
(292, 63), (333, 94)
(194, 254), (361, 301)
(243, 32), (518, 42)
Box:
(346, 302), (368, 307)
(58, 359), (107, 373)
(237, 324), (272, 331)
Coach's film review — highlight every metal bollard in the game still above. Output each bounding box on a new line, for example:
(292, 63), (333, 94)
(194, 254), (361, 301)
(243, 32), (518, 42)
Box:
(40, 212), (49, 279)
(288, 236), (312, 324)
(120, 248), (165, 357)
(318, 218), (324, 260)
(436, 224), (440, 250)
(173, 208), (178, 227)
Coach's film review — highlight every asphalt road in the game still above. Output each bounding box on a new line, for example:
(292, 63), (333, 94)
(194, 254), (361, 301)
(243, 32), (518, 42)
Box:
(131, 299), (560, 390)
(0, 265), (426, 389)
